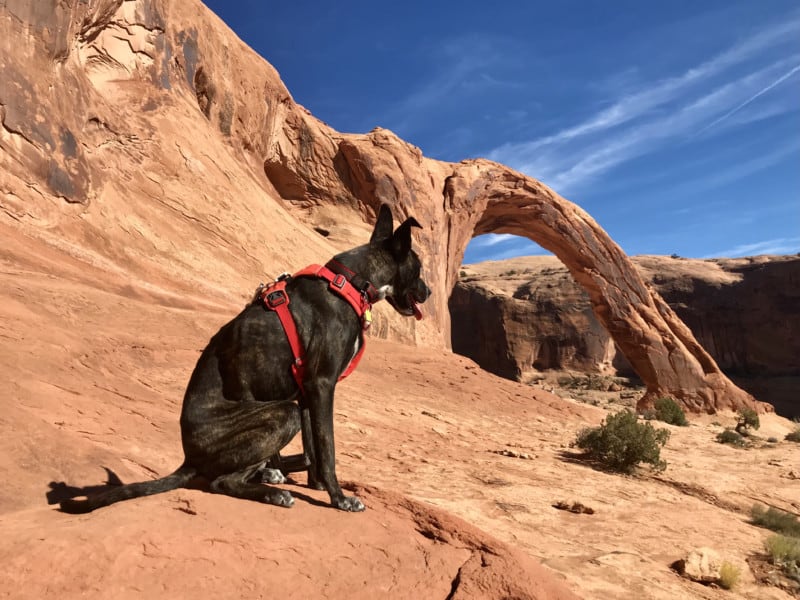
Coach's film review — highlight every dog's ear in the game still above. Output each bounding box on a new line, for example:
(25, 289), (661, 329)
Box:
(370, 204), (394, 243)
(388, 217), (422, 259)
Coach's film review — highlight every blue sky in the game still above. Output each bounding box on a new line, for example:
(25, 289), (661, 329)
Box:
(204, 1), (799, 262)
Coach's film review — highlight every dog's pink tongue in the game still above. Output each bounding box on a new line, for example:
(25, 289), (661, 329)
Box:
(412, 301), (423, 320)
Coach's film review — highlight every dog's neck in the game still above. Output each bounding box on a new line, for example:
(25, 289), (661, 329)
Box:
(329, 245), (396, 300)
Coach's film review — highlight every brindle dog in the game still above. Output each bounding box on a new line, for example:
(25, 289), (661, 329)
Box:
(60, 204), (430, 513)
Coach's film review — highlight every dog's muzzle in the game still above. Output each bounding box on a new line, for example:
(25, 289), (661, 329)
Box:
(407, 281), (431, 320)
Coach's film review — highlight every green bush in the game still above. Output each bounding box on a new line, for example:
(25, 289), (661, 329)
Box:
(765, 534), (800, 565)
(574, 410), (670, 474)
(785, 427), (800, 443)
(718, 561), (740, 590)
(716, 429), (746, 447)
(735, 407), (760, 434)
(652, 397), (688, 426)
(751, 505), (800, 537)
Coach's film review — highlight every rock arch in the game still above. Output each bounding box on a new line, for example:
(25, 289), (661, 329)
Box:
(329, 132), (765, 413)
(441, 160), (765, 413)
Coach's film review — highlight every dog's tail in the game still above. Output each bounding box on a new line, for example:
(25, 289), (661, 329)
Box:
(59, 465), (198, 514)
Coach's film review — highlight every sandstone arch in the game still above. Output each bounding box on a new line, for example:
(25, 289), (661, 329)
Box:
(329, 133), (766, 413)
(439, 160), (768, 413)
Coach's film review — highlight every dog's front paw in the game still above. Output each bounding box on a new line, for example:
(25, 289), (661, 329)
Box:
(260, 468), (286, 485)
(265, 489), (295, 508)
(334, 495), (365, 512)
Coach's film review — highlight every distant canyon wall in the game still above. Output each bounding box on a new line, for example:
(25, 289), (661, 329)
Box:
(450, 255), (800, 416)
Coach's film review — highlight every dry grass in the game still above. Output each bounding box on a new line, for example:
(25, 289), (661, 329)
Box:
(718, 561), (740, 590)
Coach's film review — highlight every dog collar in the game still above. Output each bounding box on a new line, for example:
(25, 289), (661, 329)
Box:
(323, 259), (381, 305)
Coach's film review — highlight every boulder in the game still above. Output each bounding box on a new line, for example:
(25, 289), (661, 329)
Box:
(673, 547), (723, 584)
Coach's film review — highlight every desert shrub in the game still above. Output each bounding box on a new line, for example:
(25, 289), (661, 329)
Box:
(718, 561), (741, 590)
(574, 410), (670, 474)
(735, 407), (760, 434)
(652, 397), (688, 426)
(767, 436), (779, 443)
(642, 409), (657, 421)
(785, 427), (800, 443)
(716, 429), (746, 447)
(765, 534), (800, 565)
(751, 505), (800, 537)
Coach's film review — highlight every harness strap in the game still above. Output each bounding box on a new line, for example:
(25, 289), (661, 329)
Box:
(259, 263), (374, 395)
(261, 282), (306, 394)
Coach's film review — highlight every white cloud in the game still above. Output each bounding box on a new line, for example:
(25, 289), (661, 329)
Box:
(705, 237), (800, 258)
(469, 233), (519, 247)
(488, 17), (800, 195)
(464, 234), (550, 263)
(537, 59), (800, 192)
(693, 64), (800, 136)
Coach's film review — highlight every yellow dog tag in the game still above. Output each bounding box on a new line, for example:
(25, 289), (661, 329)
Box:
(363, 308), (372, 329)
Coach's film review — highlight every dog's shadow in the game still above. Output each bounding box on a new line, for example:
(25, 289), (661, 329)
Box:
(46, 467), (124, 505)
(46, 467), (331, 509)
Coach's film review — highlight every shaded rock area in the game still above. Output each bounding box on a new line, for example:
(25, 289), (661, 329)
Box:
(450, 255), (800, 417)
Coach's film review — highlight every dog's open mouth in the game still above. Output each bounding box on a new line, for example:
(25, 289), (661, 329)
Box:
(409, 294), (423, 320)
(386, 294), (424, 320)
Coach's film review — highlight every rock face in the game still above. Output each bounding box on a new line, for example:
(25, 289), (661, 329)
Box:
(450, 255), (800, 416)
(0, 1), (761, 413)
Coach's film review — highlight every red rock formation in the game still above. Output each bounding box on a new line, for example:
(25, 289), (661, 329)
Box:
(451, 255), (798, 416)
(0, 0), (762, 419)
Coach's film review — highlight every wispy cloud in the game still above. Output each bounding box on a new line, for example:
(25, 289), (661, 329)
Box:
(488, 16), (800, 195)
(693, 63), (800, 136)
(690, 138), (800, 191)
(704, 237), (800, 258)
(536, 59), (800, 191)
(468, 233), (519, 248)
(374, 34), (524, 137)
(463, 234), (549, 263)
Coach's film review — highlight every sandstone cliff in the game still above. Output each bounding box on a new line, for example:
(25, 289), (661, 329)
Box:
(450, 255), (800, 416)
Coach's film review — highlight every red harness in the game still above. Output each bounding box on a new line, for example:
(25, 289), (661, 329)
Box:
(258, 261), (377, 395)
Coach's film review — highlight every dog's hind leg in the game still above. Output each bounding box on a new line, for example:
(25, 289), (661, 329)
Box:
(191, 400), (301, 507)
(259, 461), (287, 485)
(211, 463), (295, 507)
(258, 406), (319, 487)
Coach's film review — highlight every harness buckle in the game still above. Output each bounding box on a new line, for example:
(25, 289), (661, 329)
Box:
(266, 290), (288, 308)
(332, 274), (346, 289)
